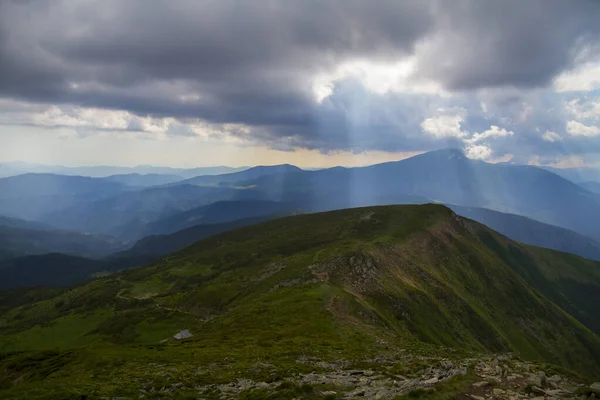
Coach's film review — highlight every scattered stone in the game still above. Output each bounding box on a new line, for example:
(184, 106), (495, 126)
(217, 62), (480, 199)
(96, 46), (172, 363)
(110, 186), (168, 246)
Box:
(423, 377), (439, 385)
(493, 388), (506, 395)
(473, 381), (490, 388)
(547, 375), (562, 383)
(527, 374), (543, 387)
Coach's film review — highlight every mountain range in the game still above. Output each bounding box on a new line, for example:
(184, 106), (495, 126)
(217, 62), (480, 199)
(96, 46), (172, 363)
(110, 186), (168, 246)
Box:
(0, 162), (248, 178)
(3, 148), (600, 290)
(1, 205), (599, 398)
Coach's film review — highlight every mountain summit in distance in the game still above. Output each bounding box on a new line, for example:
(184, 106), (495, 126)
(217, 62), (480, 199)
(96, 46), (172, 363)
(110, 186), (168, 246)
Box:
(1, 205), (599, 398)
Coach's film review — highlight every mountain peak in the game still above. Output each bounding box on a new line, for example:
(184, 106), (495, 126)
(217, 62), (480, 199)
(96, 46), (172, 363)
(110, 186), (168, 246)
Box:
(431, 148), (467, 159)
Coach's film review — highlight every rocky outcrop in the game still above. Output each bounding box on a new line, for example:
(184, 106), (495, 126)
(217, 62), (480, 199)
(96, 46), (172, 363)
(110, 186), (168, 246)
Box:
(184, 353), (596, 400)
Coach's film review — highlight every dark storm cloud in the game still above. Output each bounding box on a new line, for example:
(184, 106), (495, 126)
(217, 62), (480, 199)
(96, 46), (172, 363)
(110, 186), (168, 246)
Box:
(417, 0), (600, 90)
(0, 1), (432, 109)
(0, 0), (600, 155)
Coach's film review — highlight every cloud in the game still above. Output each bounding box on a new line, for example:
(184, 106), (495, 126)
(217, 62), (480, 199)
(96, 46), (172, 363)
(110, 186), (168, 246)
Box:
(467, 125), (514, 143)
(567, 120), (600, 137)
(542, 131), (562, 142)
(421, 110), (468, 139)
(414, 0), (600, 90)
(553, 61), (600, 92)
(465, 144), (492, 160)
(1, 1), (600, 166)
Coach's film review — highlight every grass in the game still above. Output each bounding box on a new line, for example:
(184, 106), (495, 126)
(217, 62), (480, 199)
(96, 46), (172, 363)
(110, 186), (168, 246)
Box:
(1, 204), (600, 396)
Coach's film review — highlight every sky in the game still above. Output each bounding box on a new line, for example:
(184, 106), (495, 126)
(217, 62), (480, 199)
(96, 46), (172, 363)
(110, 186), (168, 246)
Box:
(1, 1), (600, 168)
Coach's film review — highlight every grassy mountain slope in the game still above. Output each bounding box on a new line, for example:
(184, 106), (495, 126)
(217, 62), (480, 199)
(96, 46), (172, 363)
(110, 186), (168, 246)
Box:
(448, 204), (600, 261)
(1, 205), (599, 398)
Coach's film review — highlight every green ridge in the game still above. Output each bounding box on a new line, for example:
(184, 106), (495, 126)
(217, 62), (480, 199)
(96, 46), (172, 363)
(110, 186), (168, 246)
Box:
(1, 204), (599, 398)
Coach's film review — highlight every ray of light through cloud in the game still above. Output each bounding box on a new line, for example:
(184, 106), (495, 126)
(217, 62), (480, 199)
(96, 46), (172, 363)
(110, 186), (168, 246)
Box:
(0, 1), (599, 168)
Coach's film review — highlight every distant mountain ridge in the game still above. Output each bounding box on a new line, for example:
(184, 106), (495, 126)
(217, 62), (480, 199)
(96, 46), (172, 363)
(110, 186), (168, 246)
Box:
(0, 162), (249, 178)
(175, 164), (303, 186)
(579, 180), (600, 194)
(102, 173), (185, 187)
(0, 224), (124, 260)
(448, 204), (600, 261)
(0, 173), (130, 221)
(3, 149), (600, 245)
(213, 149), (600, 240)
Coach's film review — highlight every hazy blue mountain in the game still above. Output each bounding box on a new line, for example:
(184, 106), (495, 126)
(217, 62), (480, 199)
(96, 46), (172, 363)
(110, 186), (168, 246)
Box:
(0, 164), (24, 178)
(176, 166), (250, 178)
(541, 165), (600, 183)
(0, 253), (151, 289)
(8, 149), (600, 244)
(34, 167), (307, 239)
(176, 164), (303, 186)
(0, 225), (124, 260)
(102, 173), (185, 187)
(0, 173), (126, 199)
(119, 213), (299, 258)
(0, 215), (50, 230)
(448, 204), (600, 261)
(579, 181), (600, 194)
(0, 162), (249, 178)
(0, 173), (130, 220)
(140, 200), (302, 236)
(39, 184), (270, 239)
(234, 149), (600, 240)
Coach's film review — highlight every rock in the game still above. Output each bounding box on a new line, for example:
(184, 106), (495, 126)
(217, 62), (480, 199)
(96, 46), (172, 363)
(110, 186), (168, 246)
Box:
(547, 375), (562, 384)
(473, 381), (490, 388)
(591, 383), (600, 391)
(322, 391), (337, 396)
(470, 396), (485, 400)
(423, 377), (439, 385)
(440, 360), (454, 369)
(493, 388), (506, 395)
(527, 375), (543, 387)
(363, 370), (375, 377)
(530, 386), (546, 396)
(530, 397), (545, 400)
(545, 389), (564, 397)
